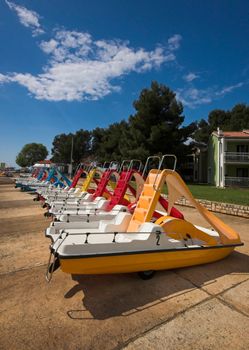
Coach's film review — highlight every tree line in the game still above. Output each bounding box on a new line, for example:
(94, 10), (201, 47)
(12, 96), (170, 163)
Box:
(16, 81), (249, 168)
(194, 104), (249, 144)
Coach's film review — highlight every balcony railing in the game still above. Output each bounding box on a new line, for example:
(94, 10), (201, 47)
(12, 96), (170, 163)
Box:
(224, 152), (249, 163)
(225, 176), (249, 187)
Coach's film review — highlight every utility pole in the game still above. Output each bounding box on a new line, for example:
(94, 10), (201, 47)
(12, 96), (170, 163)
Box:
(69, 135), (74, 179)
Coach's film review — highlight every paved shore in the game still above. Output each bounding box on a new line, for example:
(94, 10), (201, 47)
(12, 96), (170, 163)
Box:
(0, 177), (249, 350)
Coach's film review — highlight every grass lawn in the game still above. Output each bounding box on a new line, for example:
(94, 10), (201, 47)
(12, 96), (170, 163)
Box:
(163, 184), (249, 206)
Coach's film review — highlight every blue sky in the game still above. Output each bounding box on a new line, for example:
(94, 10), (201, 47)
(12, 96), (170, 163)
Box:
(0, 0), (249, 166)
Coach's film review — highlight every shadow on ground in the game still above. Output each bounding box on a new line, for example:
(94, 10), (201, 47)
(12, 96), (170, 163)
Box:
(64, 250), (249, 320)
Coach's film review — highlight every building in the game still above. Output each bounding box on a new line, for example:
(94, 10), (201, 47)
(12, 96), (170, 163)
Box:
(208, 129), (249, 187)
(181, 142), (208, 183)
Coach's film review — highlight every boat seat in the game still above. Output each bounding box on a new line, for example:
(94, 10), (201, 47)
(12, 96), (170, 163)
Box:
(60, 196), (104, 209)
(115, 222), (163, 243)
(111, 204), (128, 212)
(50, 196), (98, 214)
(156, 216), (218, 246)
(58, 198), (108, 215)
(194, 225), (220, 240)
(98, 212), (132, 232)
(79, 197), (106, 208)
(50, 191), (87, 205)
(52, 232), (87, 250)
(138, 222), (163, 233)
(88, 234), (115, 244)
(46, 219), (100, 236)
(49, 192), (91, 208)
(47, 189), (89, 203)
(53, 212), (132, 241)
(58, 230), (116, 245)
(55, 204), (128, 223)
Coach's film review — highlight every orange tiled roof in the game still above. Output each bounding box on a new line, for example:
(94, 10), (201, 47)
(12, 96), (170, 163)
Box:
(212, 130), (249, 138)
(39, 160), (52, 164)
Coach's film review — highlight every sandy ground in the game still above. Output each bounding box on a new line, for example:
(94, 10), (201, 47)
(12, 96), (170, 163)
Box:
(0, 177), (249, 350)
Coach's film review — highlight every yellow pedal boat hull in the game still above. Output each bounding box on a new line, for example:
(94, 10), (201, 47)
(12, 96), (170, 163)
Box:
(59, 245), (236, 275)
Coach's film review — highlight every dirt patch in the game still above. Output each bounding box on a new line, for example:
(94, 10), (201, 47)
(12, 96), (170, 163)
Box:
(0, 215), (50, 237)
(0, 177), (14, 185)
(124, 298), (249, 350)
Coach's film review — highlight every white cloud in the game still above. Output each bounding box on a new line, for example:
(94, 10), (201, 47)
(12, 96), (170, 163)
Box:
(183, 72), (199, 82)
(176, 87), (212, 108)
(0, 73), (10, 83)
(40, 39), (58, 54)
(168, 34), (182, 51)
(1, 30), (181, 101)
(215, 82), (245, 96)
(5, 0), (44, 36)
(176, 81), (246, 108)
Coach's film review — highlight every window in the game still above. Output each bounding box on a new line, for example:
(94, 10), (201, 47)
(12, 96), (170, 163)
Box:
(236, 168), (249, 178)
(237, 145), (249, 153)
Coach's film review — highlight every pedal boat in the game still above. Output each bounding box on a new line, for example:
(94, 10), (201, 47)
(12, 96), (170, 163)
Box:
(46, 169), (242, 280)
(43, 167), (99, 204)
(50, 168), (144, 220)
(43, 160), (121, 205)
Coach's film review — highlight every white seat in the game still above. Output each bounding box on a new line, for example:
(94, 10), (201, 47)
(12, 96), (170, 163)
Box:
(56, 198), (108, 215)
(115, 223), (163, 243)
(53, 212), (132, 237)
(98, 212), (132, 232)
(55, 204), (128, 223)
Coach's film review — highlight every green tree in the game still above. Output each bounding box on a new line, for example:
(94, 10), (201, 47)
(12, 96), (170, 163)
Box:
(51, 129), (91, 164)
(16, 143), (48, 167)
(194, 119), (211, 143)
(194, 104), (249, 143)
(229, 104), (249, 130)
(91, 127), (109, 162)
(106, 121), (129, 161)
(124, 81), (197, 164)
(91, 121), (130, 162)
(51, 133), (73, 163)
(208, 109), (231, 131)
(73, 129), (92, 163)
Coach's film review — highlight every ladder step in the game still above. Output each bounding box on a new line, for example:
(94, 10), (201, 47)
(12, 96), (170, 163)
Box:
(142, 184), (155, 196)
(126, 219), (142, 232)
(134, 208), (147, 222)
(137, 196), (152, 209)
